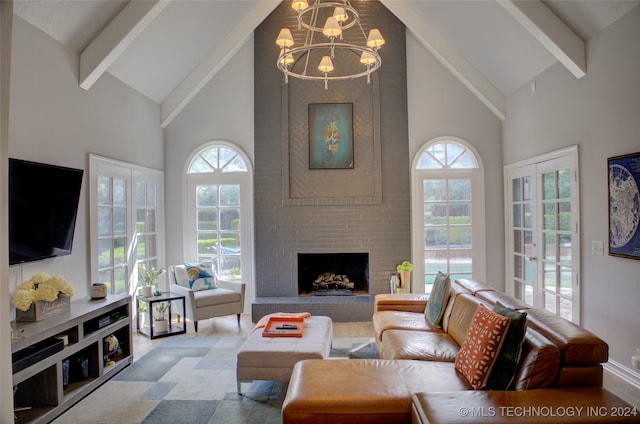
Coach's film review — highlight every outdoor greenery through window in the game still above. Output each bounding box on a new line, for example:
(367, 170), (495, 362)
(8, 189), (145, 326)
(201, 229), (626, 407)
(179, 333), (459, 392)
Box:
(187, 145), (248, 278)
(136, 181), (160, 284)
(90, 155), (165, 296)
(97, 175), (128, 295)
(413, 139), (483, 294)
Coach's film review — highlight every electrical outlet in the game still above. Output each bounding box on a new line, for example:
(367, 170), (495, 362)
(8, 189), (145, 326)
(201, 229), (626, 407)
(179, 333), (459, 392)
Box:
(591, 241), (604, 256)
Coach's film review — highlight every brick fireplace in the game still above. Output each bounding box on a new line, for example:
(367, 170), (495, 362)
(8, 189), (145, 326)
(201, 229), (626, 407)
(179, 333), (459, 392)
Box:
(252, 1), (410, 322)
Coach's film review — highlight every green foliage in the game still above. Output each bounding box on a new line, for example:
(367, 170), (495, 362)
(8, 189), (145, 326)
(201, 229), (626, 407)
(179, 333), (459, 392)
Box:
(139, 265), (165, 287)
(396, 261), (413, 272)
(154, 302), (168, 321)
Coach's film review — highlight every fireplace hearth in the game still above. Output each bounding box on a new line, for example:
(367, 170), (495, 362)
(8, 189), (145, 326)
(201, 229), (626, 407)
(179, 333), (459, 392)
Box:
(298, 253), (369, 296)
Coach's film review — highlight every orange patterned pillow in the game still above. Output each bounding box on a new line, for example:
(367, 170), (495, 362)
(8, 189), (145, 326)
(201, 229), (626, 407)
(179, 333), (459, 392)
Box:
(454, 303), (511, 389)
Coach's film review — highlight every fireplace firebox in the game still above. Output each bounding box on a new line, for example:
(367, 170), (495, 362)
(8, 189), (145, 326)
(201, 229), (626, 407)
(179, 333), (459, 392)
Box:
(298, 253), (369, 296)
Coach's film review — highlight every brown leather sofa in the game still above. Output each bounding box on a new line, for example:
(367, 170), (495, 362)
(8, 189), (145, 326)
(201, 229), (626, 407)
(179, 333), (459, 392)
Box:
(282, 279), (638, 423)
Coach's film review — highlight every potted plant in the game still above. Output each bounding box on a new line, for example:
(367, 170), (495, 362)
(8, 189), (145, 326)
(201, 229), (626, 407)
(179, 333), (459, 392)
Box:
(153, 302), (168, 333)
(139, 265), (165, 297)
(395, 261), (413, 293)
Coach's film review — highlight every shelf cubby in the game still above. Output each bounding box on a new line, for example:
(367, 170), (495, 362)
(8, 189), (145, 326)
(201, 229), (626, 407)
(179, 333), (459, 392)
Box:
(11, 294), (132, 424)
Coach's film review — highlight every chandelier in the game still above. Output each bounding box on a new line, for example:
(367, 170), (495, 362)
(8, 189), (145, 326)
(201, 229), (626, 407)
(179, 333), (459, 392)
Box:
(276, 0), (385, 90)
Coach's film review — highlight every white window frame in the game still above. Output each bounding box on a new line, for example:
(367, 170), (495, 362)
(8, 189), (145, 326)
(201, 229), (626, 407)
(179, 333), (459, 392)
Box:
(89, 155), (165, 296)
(183, 141), (254, 310)
(411, 137), (486, 293)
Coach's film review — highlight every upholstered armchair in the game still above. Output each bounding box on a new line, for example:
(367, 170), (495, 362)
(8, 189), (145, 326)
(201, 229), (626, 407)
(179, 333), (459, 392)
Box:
(168, 264), (245, 332)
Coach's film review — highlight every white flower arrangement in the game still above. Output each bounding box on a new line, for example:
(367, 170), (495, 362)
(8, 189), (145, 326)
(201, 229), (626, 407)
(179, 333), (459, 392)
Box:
(12, 273), (75, 312)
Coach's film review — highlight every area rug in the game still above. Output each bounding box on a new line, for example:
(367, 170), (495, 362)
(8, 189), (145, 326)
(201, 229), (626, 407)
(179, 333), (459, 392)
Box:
(52, 335), (376, 424)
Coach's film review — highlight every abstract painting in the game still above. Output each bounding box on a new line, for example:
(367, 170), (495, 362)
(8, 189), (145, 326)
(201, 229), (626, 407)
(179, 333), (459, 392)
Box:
(308, 103), (354, 169)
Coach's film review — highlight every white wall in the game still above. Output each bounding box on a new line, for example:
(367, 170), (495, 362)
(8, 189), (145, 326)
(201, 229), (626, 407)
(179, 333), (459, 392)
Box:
(2, 15), (163, 417)
(406, 32), (505, 289)
(503, 6), (640, 369)
(6, 16), (163, 299)
(164, 37), (255, 265)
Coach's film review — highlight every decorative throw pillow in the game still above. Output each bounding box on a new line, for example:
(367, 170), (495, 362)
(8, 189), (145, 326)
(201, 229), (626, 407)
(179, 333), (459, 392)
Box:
(190, 277), (218, 291)
(173, 265), (191, 288)
(485, 301), (528, 390)
(184, 261), (215, 285)
(454, 303), (511, 390)
(424, 271), (451, 328)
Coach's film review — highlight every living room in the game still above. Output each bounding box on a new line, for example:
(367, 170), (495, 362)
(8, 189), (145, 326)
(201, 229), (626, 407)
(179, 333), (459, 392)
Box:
(2, 1), (640, 421)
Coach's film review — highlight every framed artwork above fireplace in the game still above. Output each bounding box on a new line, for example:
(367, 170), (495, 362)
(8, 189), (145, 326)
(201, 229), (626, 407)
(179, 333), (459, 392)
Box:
(308, 103), (354, 169)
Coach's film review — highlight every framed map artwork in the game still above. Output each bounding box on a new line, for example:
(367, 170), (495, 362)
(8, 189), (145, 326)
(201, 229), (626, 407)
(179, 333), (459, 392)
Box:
(308, 103), (354, 169)
(608, 152), (640, 259)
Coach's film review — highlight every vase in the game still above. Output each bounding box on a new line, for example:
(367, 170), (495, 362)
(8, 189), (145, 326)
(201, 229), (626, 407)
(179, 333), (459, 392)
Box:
(16, 296), (71, 322)
(399, 271), (411, 292)
(154, 319), (168, 333)
(142, 286), (153, 297)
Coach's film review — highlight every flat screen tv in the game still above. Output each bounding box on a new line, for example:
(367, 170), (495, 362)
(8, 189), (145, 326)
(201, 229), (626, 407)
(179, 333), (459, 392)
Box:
(9, 158), (84, 266)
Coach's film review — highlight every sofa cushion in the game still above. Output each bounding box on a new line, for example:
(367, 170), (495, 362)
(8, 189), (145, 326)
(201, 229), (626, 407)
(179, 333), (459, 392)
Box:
(373, 310), (444, 343)
(486, 301), (527, 390)
(424, 271), (450, 328)
(283, 359), (471, 424)
(523, 307), (608, 366)
(382, 329), (458, 361)
(454, 303), (510, 389)
(443, 293), (485, 346)
(511, 328), (561, 389)
(193, 288), (241, 308)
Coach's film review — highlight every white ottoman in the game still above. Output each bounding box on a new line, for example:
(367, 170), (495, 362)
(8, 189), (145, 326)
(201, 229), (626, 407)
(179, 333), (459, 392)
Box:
(236, 315), (333, 394)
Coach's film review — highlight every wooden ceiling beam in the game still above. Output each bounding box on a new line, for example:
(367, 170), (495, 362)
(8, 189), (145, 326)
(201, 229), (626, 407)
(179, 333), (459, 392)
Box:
(79, 0), (170, 91)
(499, 0), (586, 79)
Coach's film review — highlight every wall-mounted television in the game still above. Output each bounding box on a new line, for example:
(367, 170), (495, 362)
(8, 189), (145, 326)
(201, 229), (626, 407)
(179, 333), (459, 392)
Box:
(9, 158), (84, 266)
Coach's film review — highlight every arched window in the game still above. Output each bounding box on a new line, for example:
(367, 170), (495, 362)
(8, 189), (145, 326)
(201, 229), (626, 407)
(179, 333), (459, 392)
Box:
(184, 143), (254, 306)
(412, 137), (485, 293)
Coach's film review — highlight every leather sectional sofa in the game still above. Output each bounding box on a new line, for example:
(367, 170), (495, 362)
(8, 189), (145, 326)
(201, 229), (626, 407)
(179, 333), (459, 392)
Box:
(282, 278), (638, 423)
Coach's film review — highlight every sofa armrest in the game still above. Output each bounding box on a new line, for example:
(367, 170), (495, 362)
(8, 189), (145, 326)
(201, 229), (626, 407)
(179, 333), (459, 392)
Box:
(374, 293), (429, 313)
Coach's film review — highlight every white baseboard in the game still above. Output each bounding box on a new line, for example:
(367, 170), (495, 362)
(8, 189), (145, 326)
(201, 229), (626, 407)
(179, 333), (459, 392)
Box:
(604, 359), (640, 390)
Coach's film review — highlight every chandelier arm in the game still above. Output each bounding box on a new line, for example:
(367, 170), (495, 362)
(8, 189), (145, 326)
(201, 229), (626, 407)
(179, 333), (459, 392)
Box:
(302, 2), (321, 76)
(277, 0), (382, 85)
(277, 43), (381, 81)
(298, 2), (359, 33)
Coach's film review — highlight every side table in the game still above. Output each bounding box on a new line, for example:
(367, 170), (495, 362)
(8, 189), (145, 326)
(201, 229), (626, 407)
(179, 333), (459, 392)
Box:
(136, 292), (186, 339)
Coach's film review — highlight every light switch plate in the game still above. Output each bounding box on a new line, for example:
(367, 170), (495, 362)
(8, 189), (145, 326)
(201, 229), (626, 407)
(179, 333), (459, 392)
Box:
(592, 241), (604, 256)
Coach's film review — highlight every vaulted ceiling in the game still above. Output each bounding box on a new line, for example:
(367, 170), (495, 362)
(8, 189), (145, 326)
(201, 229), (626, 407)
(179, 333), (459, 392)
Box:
(13, 0), (639, 126)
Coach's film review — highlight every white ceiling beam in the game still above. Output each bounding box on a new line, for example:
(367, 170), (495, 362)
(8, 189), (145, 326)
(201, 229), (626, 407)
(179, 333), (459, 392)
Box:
(499, 0), (586, 79)
(380, 0), (506, 121)
(160, 1), (281, 128)
(79, 0), (170, 91)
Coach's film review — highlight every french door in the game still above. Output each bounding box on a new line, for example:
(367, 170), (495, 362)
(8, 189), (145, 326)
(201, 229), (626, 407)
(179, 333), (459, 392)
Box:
(505, 147), (580, 323)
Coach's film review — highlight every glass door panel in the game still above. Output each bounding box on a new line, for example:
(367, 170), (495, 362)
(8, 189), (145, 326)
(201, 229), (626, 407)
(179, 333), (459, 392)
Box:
(505, 149), (580, 323)
(510, 170), (536, 306)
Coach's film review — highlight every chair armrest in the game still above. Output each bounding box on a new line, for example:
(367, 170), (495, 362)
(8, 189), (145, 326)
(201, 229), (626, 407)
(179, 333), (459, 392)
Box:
(374, 293), (429, 313)
(171, 283), (191, 296)
(217, 279), (246, 303)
